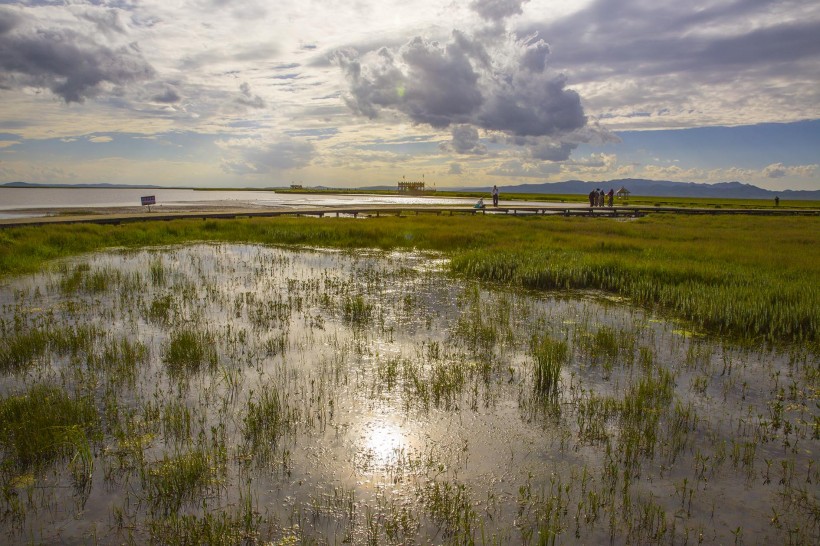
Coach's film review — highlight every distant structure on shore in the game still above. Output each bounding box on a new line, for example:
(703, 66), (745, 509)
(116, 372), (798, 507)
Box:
(398, 175), (435, 194)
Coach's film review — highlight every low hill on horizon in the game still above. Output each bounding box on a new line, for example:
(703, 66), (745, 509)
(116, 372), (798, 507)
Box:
(4, 179), (818, 200)
(452, 179), (819, 200)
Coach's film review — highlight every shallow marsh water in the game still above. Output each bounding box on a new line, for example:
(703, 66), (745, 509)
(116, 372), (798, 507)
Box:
(0, 244), (817, 544)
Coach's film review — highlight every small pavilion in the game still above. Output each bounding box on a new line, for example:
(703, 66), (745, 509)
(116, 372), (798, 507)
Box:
(616, 186), (631, 200)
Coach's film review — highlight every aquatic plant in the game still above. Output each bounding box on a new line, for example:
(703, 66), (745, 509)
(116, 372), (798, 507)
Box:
(0, 384), (98, 471)
(162, 329), (218, 378)
(530, 334), (567, 399)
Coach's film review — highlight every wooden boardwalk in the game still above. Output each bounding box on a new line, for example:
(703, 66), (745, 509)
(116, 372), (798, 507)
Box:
(0, 204), (817, 229)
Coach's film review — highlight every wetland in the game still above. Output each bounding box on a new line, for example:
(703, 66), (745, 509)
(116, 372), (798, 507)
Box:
(0, 214), (818, 544)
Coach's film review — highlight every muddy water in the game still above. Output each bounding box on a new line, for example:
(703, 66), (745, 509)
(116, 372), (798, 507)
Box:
(0, 244), (817, 544)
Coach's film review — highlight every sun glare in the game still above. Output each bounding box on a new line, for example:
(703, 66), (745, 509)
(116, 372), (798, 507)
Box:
(362, 420), (406, 467)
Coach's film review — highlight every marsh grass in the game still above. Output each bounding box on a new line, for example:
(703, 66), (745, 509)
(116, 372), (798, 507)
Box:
(3, 215), (816, 344)
(420, 480), (477, 542)
(0, 328), (49, 373)
(147, 503), (259, 546)
(531, 334), (567, 399)
(144, 446), (227, 514)
(342, 294), (373, 326)
(149, 294), (176, 324)
(163, 329), (218, 378)
(0, 384), (99, 471)
(98, 337), (148, 387)
(243, 385), (296, 456)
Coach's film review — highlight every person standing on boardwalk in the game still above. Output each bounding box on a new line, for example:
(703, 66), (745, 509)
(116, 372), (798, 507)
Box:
(588, 189), (596, 207)
(492, 185), (499, 207)
(607, 188), (614, 207)
(775, 196), (780, 206)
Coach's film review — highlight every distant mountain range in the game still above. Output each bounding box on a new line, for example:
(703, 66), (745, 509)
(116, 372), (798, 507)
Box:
(4, 179), (818, 199)
(464, 179), (820, 200)
(365, 178), (817, 200)
(2, 181), (168, 190)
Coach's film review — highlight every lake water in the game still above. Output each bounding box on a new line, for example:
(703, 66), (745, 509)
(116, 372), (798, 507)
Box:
(0, 187), (480, 218)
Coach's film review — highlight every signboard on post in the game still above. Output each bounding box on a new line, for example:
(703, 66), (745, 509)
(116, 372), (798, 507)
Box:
(141, 195), (156, 211)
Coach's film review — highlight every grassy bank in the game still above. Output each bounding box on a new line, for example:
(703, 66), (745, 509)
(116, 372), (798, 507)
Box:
(1, 214), (817, 343)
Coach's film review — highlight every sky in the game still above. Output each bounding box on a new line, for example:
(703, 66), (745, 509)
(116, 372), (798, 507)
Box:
(0, 0), (818, 191)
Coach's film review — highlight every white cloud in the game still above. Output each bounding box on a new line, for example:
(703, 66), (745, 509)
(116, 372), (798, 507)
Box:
(218, 137), (315, 174)
(487, 159), (561, 178)
(762, 162), (817, 179)
(337, 26), (586, 161)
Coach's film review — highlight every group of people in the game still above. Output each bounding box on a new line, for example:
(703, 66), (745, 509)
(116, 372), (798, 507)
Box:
(476, 186), (617, 209)
(589, 188), (614, 208)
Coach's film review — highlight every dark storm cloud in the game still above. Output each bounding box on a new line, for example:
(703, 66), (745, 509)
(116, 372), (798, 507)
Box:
(338, 29), (586, 159)
(470, 0), (530, 22)
(0, 7), (154, 103)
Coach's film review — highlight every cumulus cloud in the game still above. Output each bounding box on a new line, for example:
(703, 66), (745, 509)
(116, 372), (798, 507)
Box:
(763, 163), (787, 178)
(449, 162), (463, 175)
(338, 28), (586, 161)
(442, 125), (487, 155)
(0, 7), (154, 103)
(763, 162), (817, 179)
(219, 137), (315, 174)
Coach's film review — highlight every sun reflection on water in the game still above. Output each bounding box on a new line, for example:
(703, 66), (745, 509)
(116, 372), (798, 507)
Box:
(360, 420), (407, 470)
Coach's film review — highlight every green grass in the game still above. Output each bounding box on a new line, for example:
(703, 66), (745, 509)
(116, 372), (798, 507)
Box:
(1, 214), (818, 344)
(242, 384), (295, 454)
(144, 447), (226, 513)
(0, 384), (99, 471)
(162, 329), (218, 378)
(531, 335), (567, 399)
